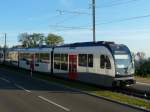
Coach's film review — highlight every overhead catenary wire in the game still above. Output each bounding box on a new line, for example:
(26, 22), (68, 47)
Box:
(56, 10), (91, 15)
(55, 15), (79, 25)
(49, 25), (91, 30)
(54, 8), (92, 25)
(96, 0), (141, 8)
(96, 14), (150, 25)
(50, 13), (150, 31)
(49, 0), (147, 32)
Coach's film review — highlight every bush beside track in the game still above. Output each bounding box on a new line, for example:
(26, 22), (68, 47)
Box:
(0, 64), (150, 110)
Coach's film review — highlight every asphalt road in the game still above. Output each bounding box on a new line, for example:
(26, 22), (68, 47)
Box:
(0, 68), (144, 112)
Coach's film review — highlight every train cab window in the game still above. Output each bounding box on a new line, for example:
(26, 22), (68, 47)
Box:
(100, 55), (105, 69)
(54, 54), (61, 69)
(88, 54), (93, 67)
(105, 56), (111, 69)
(61, 54), (68, 71)
(78, 54), (87, 67)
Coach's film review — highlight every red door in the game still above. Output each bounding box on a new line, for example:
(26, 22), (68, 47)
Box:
(68, 55), (77, 80)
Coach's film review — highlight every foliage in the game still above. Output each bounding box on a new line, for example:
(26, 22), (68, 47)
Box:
(45, 33), (64, 46)
(18, 33), (45, 48)
(134, 52), (150, 77)
(136, 59), (150, 77)
(18, 33), (64, 48)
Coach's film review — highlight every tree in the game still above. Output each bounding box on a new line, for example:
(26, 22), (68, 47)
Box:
(18, 33), (30, 48)
(45, 33), (64, 46)
(29, 33), (45, 47)
(18, 33), (45, 48)
(136, 52), (146, 61)
(134, 52), (150, 77)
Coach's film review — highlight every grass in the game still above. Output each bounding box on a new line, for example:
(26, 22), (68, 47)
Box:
(135, 76), (150, 83)
(0, 64), (150, 110)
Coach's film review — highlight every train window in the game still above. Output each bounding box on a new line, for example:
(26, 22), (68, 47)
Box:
(35, 53), (40, 62)
(61, 54), (68, 71)
(100, 55), (111, 69)
(40, 53), (49, 63)
(105, 56), (111, 69)
(88, 54), (93, 67)
(19, 53), (23, 60)
(100, 55), (105, 69)
(54, 54), (61, 69)
(19, 53), (30, 60)
(0, 54), (3, 58)
(7, 52), (18, 62)
(78, 54), (87, 67)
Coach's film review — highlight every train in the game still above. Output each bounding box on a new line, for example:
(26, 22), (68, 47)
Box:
(0, 41), (136, 87)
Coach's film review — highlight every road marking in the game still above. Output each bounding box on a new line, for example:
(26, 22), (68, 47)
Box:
(38, 96), (70, 112)
(0, 77), (10, 83)
(14, 84), (32, 93)
(136, 82), (150, 86)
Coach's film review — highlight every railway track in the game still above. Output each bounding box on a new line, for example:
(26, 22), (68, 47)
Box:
(114, 86), (150, 100)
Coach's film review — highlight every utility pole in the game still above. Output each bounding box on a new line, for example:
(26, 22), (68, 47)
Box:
(92, 0), (96, 43)
(3, 33), (6, 63)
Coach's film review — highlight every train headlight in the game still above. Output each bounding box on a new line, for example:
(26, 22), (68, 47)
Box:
(116, 72), (121, 75)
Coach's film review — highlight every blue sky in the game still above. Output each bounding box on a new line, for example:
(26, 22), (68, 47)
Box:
(0, 0), (150, 57)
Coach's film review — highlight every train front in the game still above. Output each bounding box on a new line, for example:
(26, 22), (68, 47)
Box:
(109, 44), (136, 86)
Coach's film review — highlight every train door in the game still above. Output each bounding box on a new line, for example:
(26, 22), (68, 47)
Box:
(68, 55), (77, 80)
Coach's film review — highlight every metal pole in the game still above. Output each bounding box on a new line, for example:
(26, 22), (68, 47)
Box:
(4, 33), (6, 63)
(92, 0), (96, 43)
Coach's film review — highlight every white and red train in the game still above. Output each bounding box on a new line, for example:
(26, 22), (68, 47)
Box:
(0, 41), (135, 87)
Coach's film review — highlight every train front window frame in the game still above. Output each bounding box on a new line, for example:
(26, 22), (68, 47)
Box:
(115, 54), (130, 69)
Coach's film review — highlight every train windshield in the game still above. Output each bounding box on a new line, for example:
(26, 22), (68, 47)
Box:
(114, 54), (131, 68)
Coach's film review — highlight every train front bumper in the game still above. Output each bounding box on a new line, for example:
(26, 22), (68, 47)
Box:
(113, 76), (136, 86)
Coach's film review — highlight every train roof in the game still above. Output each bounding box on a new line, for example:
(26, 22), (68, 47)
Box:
(9, 47), (53, 53)
(56, 41), (116, 48)
(7, 41), (130, 54)
(56, 41), (130, 54)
